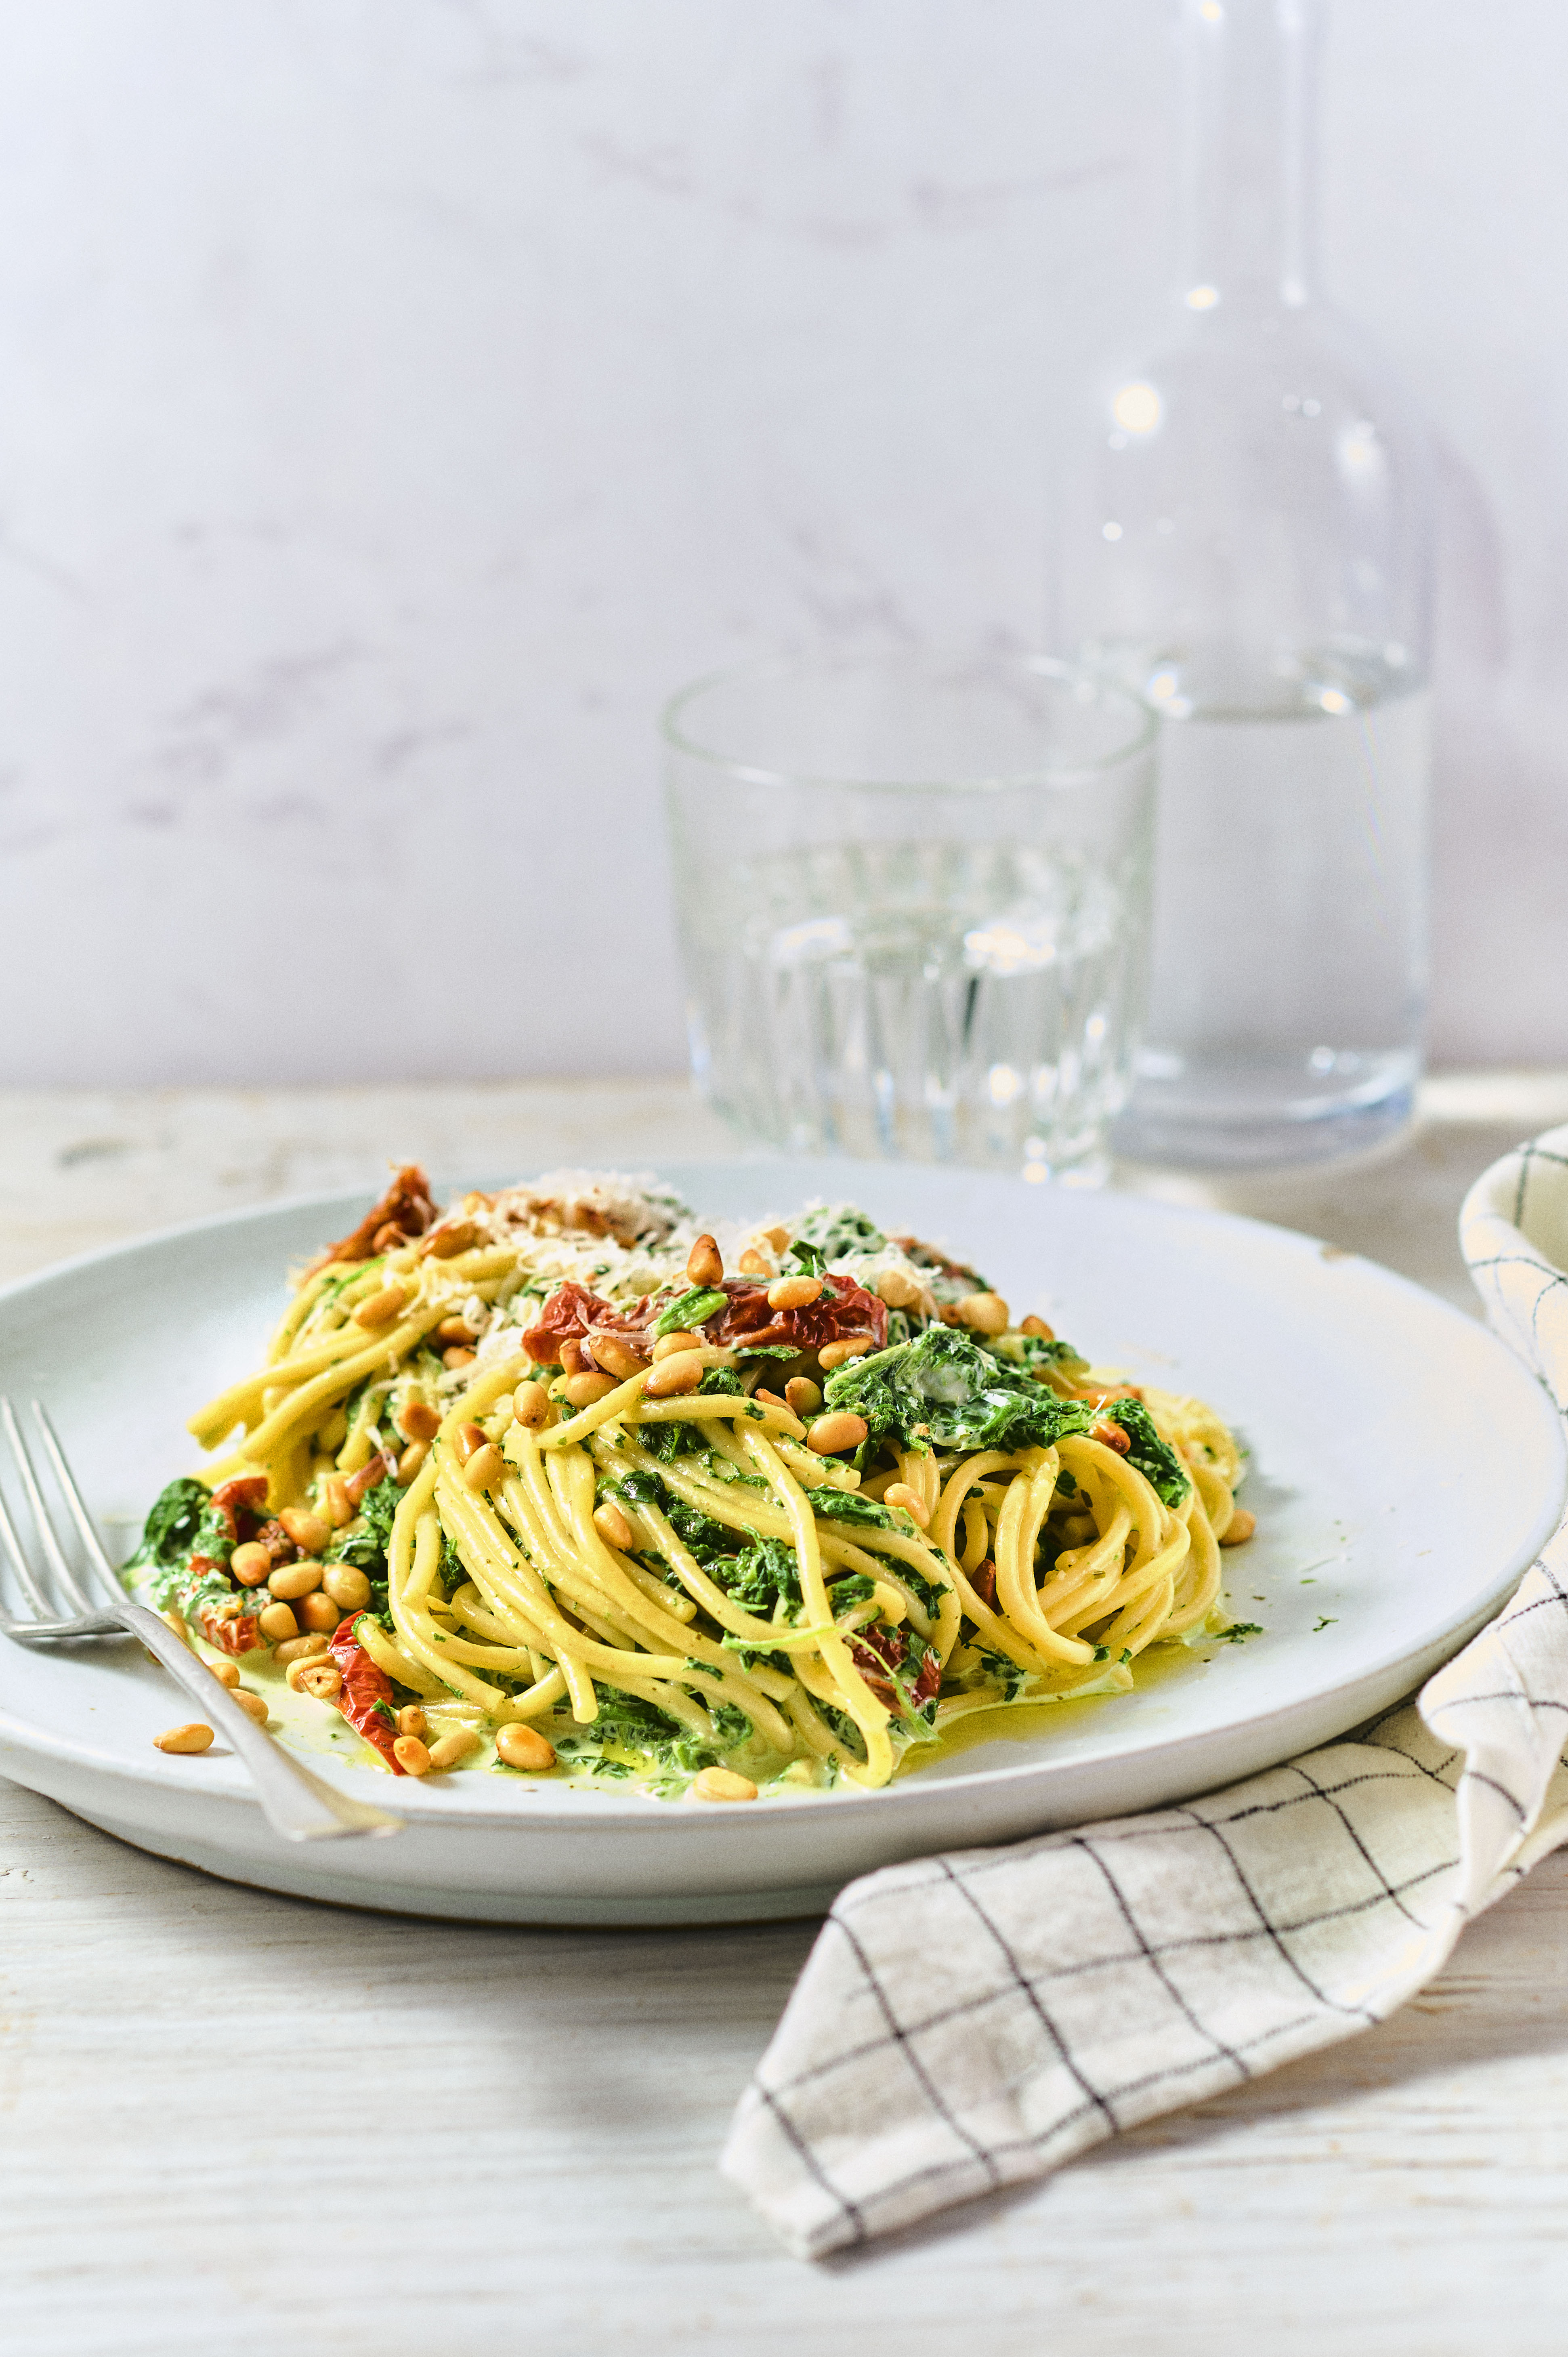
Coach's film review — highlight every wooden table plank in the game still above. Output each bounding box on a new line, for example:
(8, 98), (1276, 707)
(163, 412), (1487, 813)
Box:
(3, 1077), (1567, 2354)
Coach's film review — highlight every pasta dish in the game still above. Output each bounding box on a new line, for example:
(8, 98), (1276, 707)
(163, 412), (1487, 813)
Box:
(127, 1168), (1252, 1800)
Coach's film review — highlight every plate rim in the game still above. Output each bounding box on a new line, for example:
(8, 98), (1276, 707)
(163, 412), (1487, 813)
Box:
(1, 1161), (1561, 1832)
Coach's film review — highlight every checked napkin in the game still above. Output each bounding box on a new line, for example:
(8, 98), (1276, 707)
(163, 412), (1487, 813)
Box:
(721, 1126), (1568, 2259)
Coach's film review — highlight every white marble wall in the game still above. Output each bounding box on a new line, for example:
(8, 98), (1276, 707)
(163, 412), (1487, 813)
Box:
(0, 1), (1559, 1085)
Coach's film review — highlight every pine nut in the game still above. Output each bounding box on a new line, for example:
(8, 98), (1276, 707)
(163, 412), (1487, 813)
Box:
(761, 1224), (791, 1252)
(463, 1443), (505, 1492)
(435, 1315), (476, 1346)
(397, 1440), (428, 1484)
(423, 1220), (478, 1259)
(560, 1337), (588, 1377)
(273, 1632), (332, 1665)
(1219, 1507), (1257, 1547)
(230, 1540), (272, 1587)
(298, 1592), (342, 1635)
(395, 1399), (441, 1443)
(593, 1500), (635, 1551)
(394, 1734), (431, 1775)
(443, 1347), (476, 1371)
(818, 1337), (875, 1371)
(592, 1334), (648, 1381)
(161, 1609), (195, 1649)
(1020, 1314), (1054, 1339)
(231, 1689), (270, 1725)
(287, 1655), (342, 1696)
(279, 1507), (331, 1555)
(652, 1330), (701, 1361)
(397, 1705), (427, 1737)
(806, 1411), (867, 1456)
(784, 1377), (822, 1417)
(513, 1380), (552, 1429)
(738, 1248), (772, 1276)
(496, 1723), (556, 1771)
(957, 1291), (1010, 1336)
(562, 1372), (617, 1408)
(154, 1722), (214, 1754)
(427, 1729), (479, 1770)
(686, 1233), (724, 1287)
(453, 1421), (487, 1463)
(693, 1767), (758, 1802)
(322, 1563), (372, 1611)
(882, 1482), (931, 1528)
(294, 1659), (344, 1697)
(353, 1283), (407, 1330)
(268, 1559), (324, 1601)
(320, 1473), (353, 1527)
(767, 1274), (823, 1311)
(207, 1659), (242, 1689)
(875, 1267), (921, 1308)
(643, 1350), (704, 1399)
(346, 1451), (395, 1503)
(258, 1600), (300, 1644)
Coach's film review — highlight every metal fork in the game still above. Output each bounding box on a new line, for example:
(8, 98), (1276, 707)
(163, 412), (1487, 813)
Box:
(0, 1399), (403, 1843)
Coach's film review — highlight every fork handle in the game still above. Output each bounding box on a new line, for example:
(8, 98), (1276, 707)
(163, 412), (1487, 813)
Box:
(123, 1602), (404, 1842)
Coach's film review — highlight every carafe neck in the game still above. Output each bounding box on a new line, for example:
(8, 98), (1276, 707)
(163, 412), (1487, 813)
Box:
(1177, 0), (1321, 318)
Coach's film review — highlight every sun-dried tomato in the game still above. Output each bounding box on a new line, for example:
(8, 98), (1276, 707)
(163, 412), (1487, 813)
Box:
(328, 1616), (405, 1773)
(520, 1282), (618, 1365)
(196, 1603), (262, 1657)
(313, 1166), (439, 1273)
(709, 1275), (887, 1358)
(968, 1560), (998, 1609)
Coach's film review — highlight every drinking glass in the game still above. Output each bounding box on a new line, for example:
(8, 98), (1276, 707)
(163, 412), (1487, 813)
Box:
(661, 650), (1157, 1181)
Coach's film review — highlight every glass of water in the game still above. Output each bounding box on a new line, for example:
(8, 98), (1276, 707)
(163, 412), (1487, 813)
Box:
(661, 650), (1157, 1180)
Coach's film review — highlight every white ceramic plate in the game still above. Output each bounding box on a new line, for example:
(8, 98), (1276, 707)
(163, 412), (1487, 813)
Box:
(0, 1161), (1560, 1925)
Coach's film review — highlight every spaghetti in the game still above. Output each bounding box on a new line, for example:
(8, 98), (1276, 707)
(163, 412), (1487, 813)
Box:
(126, 1168), (1252, 1798)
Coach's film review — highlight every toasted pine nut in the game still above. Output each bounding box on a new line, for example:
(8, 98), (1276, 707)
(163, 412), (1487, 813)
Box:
(559, 1372), (613, 1409)
(394, 1734), (431, 1776)
(875, 1267), (921, 1308)
(693, 1766), (758, 1802)
(761, 1224), (791, 1252)
(443, 1346), (477, 1371)
(397, 1704), (427, 1737)
(268, 1559), (324, 1601)
(643, 1350), (705, 1399)
(1020, 1313), (1054, 1339)
(322, 1563), (371, 1611)
(806, 1411), (867, 1456)
(496, 1723), (556, 1771)
(435, 1315), (476, 1346)
(423, 1220), (478, 1259)
(593, 1500), (635, 1551)
(161, 1608), (195, 1649)
(257, 1600), (300, 1644)
(592, 1334), (648, 1381)
(1219, 1507), (1257, 1547)
(768, 1273), (823, 1311)
(397, 1440), (428, 1485)
(738, 1248), (772, 1276)
(273, 1632), (331, 1665)
(154, 1722), (214, 1754)
(298, 1662), (344, 1701)
(320, 1473), (353, 1527)
(958, 1291), (1010, 1336)
(279, 1506), (331, 1555)
(353, 1283), (407, 1330)
(207, 1658), (242, 1689)
(513, 1380), (552, 1430)
(686, 1233), (724, 1287)
(427, 1729), (479, 1770)
(453, 1421), (487, 1463)
(395, 1399), (441, 1443)
(882, 1482), (931, 1528)
(818, 1336), (875, 1371)
(652, 1330), (701, 1361)
(230, 1689), (269, 1725)
(784, 1377), (822, 1417)
(230, 1540), (272, 1587)
(298, 1592), (342, 1635)
(559, 1337), (588, 1377)
(345, 1451), (395, 1504)
(463, 1442), (505, 1491)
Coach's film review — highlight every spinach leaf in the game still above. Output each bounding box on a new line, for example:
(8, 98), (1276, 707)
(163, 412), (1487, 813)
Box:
(720, 1536), (802, 1615)
(653, 1287), (727, 1338)
(1104, 1399), (1190, 1506)
(795, 1202), (886, 1260)
(824, 1325), (1098, 1456)
(125, 1477), (212, 1573)
(324, 1475), (403, 1576)
(804, 1487), (894, 1529)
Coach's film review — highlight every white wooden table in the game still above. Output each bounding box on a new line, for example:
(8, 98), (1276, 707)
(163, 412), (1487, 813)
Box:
(6, 1076), (1568, 2357)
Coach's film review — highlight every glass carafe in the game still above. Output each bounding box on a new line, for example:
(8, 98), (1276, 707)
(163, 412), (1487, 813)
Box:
(1056, 0), (1433, 1171)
